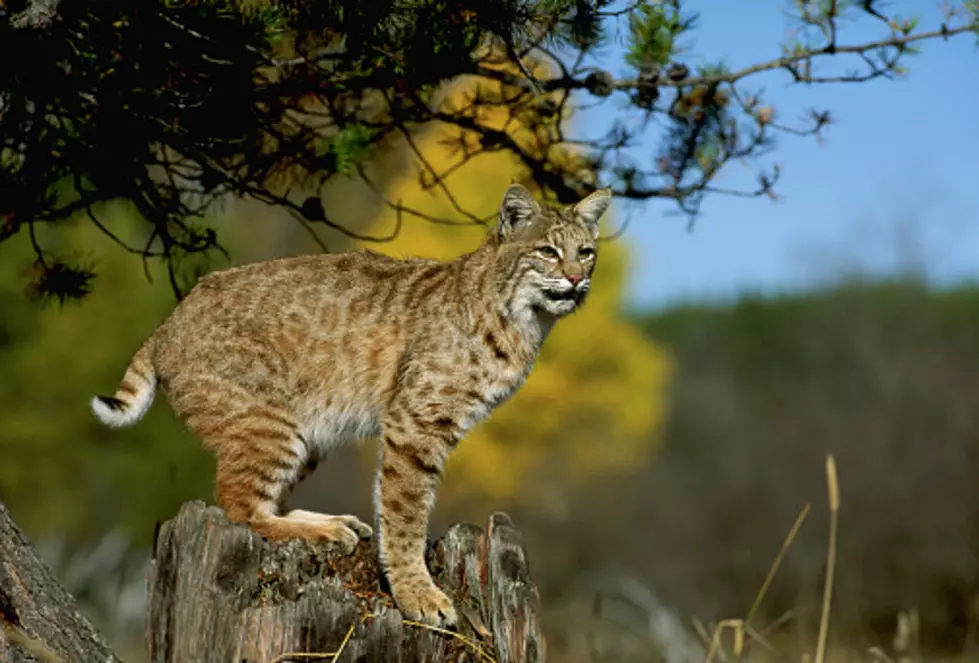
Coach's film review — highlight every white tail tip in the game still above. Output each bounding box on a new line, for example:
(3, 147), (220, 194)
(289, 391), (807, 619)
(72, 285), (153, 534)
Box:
(90, 384), (154, 428)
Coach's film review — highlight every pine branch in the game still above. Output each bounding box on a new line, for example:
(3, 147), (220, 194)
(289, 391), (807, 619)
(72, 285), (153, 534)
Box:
(2, 0), (976, 300)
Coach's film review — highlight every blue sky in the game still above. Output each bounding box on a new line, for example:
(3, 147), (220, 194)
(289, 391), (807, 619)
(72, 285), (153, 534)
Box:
(581, 1), (979, 310)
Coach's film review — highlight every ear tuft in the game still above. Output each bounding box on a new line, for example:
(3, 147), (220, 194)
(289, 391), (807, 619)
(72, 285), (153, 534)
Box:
(573, 188), (612, 238)
(498, 184), (540, 240)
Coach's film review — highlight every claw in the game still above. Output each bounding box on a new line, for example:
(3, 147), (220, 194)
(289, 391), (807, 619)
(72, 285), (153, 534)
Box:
(280, 510), (370, 553)
(339, 516), (373, 539)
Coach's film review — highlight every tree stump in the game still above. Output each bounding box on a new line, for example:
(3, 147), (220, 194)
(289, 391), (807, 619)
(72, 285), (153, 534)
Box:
(0, 502), (121, 663)
(147, 500), (545, 663)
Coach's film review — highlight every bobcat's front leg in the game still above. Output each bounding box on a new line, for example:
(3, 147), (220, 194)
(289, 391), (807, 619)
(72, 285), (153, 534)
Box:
(377, 404), (458, 626)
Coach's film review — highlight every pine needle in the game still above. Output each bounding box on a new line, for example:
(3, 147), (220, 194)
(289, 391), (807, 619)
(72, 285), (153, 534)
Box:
(746, 503), (812, 629)
(1, 621), (65, 663)
(814, 454), (840, 663)
(271, 622), (356, 663)
(402, 619), (498, 663)
(271, 611), (497, 663)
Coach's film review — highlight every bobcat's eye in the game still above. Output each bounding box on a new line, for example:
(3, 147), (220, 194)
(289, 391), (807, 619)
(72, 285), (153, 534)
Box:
(578, 247), (596, 261)
(536, 246), (560, 261)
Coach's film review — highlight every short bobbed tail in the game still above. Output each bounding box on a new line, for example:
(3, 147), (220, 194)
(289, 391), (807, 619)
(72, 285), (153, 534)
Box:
(91, 334), (159, 428)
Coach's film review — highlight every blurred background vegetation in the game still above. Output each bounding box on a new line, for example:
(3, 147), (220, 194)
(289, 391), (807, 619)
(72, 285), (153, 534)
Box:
(3, 0), (979, 661)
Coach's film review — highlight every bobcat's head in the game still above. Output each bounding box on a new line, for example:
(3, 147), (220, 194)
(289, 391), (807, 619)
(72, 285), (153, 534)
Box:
(495, 184), (611, 319)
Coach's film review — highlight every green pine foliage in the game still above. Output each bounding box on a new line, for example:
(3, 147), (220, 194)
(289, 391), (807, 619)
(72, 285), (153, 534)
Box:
(4, 0), (973, 302)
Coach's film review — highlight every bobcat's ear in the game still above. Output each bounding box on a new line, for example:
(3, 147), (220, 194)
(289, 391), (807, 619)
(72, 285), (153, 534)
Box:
(498, 184), (540, 241)
(573, 188), (612, 239)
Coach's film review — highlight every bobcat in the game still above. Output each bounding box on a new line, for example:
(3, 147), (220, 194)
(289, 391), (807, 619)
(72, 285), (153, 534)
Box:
(90, 183), (611, 625)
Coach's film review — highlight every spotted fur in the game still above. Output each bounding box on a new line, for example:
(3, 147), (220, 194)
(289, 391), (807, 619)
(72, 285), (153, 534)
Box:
(90, 184), (611, 626)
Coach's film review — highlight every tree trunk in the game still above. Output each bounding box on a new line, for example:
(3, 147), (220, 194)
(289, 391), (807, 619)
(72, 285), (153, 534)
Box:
(147, 500), (545, 663)
(0, 502), (121, 663)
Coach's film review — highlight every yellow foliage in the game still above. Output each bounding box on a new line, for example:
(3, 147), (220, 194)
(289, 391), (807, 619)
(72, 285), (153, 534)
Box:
(359, 74), (672, 505)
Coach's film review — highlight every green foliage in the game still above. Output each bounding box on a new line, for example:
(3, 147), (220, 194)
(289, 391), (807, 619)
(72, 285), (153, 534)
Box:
(23, 256), (97, 306)
(538, 0), (606, 50)
(968, 0), (979, 44)
(316, 124), (381, 176)
(639, 278), (979, 429)
(256, 3), (292, 42)
(625, 1), (692, 69)
(4, 0), (973, 303)
(0, 208), (214, 548)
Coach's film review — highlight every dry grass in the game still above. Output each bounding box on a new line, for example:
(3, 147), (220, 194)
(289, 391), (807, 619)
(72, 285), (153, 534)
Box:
(1, 620), (65, 663)
(701, 454), (843, 663)
(682, 454), (978, 663)
(271, 621), (356, 662)
(271, 611), (497, 663)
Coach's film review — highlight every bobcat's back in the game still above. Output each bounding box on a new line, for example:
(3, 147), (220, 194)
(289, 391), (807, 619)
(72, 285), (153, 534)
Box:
(152, 250), (455, 448)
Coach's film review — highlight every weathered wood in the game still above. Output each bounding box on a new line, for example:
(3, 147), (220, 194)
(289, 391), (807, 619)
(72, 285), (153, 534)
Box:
(0, 502), (120, 663)
(147, 500), (545, 663)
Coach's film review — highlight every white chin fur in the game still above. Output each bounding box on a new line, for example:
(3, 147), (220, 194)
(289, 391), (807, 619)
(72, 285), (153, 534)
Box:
(543, 299), (577, 316)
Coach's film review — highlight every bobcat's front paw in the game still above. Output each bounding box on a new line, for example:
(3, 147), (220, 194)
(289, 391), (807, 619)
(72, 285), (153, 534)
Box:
(392, 579), (458, 627)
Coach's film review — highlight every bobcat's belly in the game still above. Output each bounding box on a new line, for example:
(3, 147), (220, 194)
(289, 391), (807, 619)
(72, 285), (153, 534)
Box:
(301, 403), (381, 454)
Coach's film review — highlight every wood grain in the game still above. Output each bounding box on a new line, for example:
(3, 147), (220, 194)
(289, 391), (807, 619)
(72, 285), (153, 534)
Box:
(147, 500), (545, 663)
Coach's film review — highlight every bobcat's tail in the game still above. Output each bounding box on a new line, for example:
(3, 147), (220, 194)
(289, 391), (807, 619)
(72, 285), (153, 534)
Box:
(90, 333), (160, 428)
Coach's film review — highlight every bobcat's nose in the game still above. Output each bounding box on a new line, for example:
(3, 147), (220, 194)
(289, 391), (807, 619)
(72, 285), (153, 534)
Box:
(566, 274), (584, 286)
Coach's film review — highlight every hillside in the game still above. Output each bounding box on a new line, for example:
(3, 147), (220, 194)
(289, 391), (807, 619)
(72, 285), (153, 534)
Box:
(612, 279), (979, 652)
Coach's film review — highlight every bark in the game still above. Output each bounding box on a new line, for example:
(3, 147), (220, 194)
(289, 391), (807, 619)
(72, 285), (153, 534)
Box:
(0, 502), (121, 663)
(147, 500), (545, 663)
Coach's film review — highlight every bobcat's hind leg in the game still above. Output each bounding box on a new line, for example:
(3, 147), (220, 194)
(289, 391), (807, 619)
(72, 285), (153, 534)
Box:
(205, 408), (369, 554)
